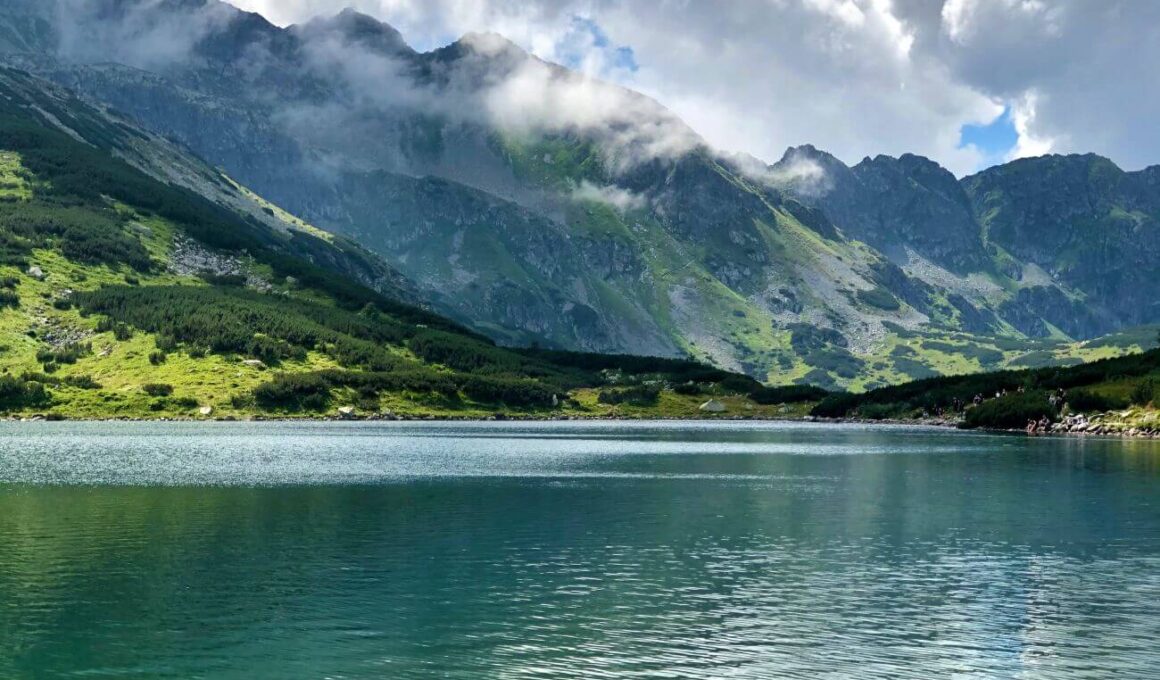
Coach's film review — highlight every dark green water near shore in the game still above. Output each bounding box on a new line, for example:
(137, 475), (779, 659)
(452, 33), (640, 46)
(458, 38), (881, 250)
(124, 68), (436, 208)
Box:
(1, 422), (1158, 678)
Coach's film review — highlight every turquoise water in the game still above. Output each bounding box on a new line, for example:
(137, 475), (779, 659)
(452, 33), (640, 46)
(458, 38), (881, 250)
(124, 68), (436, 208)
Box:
(1, 422), (1158, 678)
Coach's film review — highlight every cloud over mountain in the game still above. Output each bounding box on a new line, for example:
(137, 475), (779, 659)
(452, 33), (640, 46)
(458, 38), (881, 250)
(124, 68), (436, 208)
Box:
(226, 0), (1160, 175)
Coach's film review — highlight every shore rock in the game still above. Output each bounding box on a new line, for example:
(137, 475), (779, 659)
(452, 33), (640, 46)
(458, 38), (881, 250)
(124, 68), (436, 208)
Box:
(699, 400), (727, 413)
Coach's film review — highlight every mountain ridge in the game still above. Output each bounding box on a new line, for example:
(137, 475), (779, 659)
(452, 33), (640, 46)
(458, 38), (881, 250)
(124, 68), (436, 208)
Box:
(1, 0), (1157, 390)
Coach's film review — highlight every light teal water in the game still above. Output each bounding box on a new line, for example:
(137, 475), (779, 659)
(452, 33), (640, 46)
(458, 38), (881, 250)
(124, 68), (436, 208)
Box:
(0, 422), (1158, 679)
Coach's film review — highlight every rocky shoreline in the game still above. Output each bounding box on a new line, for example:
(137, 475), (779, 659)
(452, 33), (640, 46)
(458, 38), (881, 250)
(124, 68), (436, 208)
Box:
(4, 413), (811, 424)
(1010, 422), (1160, 440)
(4, 413), (1158, 439)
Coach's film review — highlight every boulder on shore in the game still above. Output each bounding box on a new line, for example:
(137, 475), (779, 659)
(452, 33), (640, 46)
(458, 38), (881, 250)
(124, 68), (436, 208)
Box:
(699, 399), (727, 413)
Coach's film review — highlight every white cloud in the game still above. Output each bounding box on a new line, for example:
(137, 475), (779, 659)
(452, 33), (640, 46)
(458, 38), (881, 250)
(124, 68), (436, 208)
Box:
(55, 0), (240, 68)
(571, 180), (647, 212)
(942, 0), (1060, 44)
(213, 0), (1160, 174)
(1007, 90), (1056, 160)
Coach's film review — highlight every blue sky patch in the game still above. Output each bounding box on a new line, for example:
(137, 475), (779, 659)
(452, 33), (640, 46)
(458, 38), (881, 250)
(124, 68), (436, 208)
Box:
(562, 16), (639, 73)
(959, 106), (1018, 160)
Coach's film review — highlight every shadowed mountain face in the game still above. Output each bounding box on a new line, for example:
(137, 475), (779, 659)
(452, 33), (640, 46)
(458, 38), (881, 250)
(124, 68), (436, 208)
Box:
(773, 147), (989, 273)
(964, 155), (1160, 333)
(777, 146), (1160, 340)
(2, 0), (1157, 389)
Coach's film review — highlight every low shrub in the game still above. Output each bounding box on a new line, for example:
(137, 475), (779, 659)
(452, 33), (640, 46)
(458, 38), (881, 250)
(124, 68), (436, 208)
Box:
(856, 286), (901, 311)
(598, 384), (662, 407)
(749, 384), (830, 405)
(0, 375), (51, 410)
(96, 318), (134, 341)
(806, 349), (864, 379)
(964, 391), (1058, 430)
(892, 357), (939, 381)
(200, 273), (248, 287)
(673, 382), (705, 396)
(797, 368), (839, 391)
(20, 372), (101, 389)
(858, 402), (911, 420)
(142, 383), (174, 397)
(253, 373), (331, 411)
(1067, 389), (1128, 413)
(717, 374), (762, 394)
(36, 343), (91, 366)
(1131, 379), (1156, 406)
(462, 375), (556, 408)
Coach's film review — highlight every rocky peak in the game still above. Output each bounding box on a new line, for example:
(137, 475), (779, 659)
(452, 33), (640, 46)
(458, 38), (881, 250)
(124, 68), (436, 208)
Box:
(426, 31), (533, 74)
(453, 32), (526, 58)
(294, 8), (413, 56)
(778, 147), (987, 271)
(963, 153), (1130, 220)
(776, 144), (847, 171)
(856, 152), (972, 210)
(768, 144), (853, 198)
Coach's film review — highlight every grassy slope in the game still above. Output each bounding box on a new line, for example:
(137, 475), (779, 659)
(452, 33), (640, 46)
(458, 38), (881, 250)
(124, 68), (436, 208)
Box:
(812, 344), (1160, 432)
(0, 118), (789, 421)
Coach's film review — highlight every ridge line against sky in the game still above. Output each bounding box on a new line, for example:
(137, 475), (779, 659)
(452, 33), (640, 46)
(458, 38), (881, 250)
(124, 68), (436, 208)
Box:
(224, 0), (1159, 177)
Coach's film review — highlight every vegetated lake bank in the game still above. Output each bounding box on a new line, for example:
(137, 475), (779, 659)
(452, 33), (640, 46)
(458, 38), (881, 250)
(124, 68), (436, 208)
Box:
(0, 389), (817, 424)
(807, 413), (1160, 439)
(811, 346), (1160, 439)
(4, 359), (1159, 440)
(8, 408), (1158, 441)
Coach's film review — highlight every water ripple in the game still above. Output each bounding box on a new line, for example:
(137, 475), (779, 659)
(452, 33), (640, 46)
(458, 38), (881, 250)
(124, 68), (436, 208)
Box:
(0, 422), (1158, 678)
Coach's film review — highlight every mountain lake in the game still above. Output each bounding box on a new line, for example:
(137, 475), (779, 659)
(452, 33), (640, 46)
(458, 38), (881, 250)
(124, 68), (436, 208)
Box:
(0, 421), (1157, 678)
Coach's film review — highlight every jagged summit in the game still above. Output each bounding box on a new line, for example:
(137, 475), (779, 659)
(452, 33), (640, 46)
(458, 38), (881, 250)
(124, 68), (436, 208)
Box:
(426, 30), (531, 70)
(454, 31), (524, 54)
(773, 144), (851, 178)
(294, 8), (413, 55)
(777, 144), (843, 165)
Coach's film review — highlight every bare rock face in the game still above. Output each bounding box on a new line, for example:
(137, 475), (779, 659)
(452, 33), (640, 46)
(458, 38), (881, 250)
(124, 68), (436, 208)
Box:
(775, 147), (988, 274)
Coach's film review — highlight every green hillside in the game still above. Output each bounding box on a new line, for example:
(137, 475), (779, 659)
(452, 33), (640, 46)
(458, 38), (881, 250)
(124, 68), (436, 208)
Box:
(813, 344), (1160, 434)
(0, 69), (787, 421)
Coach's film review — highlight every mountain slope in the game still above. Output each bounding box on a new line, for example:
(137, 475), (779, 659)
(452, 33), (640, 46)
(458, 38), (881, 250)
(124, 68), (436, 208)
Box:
(3, 0), (1156, 392)
(777, 146), (1160, 342)
(964, 154), (1160, 336)
(0, 66), (775, 419)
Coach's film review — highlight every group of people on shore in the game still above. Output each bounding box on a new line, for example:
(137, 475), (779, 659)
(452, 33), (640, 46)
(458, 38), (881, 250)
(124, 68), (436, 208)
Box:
(1026, 388), (1070, 434)
(1026, 416), (1053, 435)
(922, 385), (1079, 434)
